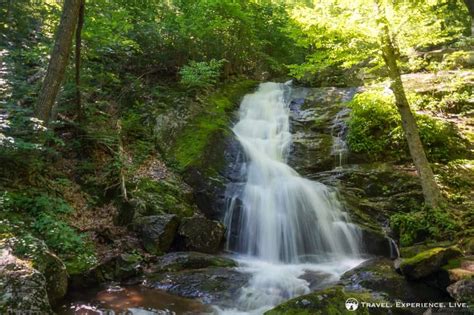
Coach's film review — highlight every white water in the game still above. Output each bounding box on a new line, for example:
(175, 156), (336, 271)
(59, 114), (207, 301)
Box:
(219, 83), (363, 314)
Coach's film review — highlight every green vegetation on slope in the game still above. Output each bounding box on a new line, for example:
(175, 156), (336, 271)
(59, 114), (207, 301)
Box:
(170, 80), (257, 170)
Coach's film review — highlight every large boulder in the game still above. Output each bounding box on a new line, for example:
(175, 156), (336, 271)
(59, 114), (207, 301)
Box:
(32, 249), (68, 305)
(447, 279), (474, 305)
(6, 236), (68, 305)
(150, 251), (236, 273)
(134, 214), (179, 254)
(176, 215), (225, 254)
(399, 246), (462, 280)
(0, 245), (53, 314)
(146, 267), (249, 307)
(341, 258), (447, 303)
(70, 253), (142, 288)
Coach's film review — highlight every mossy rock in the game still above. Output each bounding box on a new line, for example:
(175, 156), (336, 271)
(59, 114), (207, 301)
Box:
(70, 253), (142, 289)
(5, 235), (68, 305)
(400, 246), (462, 280)
(400, 241), (456, 258)
(176, 215), (225, 254)
(134, 214), (180, 255)
(132, 177), (195, 218)
(0, 244), (54, 314)
(264, 286), (407, 315)
(341, 258), (448, 303)
(170, 80), (258, 172)
(150, 251), (236, 273)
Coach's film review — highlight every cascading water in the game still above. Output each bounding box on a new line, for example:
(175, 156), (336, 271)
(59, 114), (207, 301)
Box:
(219, 83), (364, 314)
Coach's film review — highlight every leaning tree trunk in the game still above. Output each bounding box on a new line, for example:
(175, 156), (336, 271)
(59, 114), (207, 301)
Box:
(75, 0), (85, 120)
(463, 0), (474, 36)
(380, 23), (442, 209)
(35, 0), (82, 124)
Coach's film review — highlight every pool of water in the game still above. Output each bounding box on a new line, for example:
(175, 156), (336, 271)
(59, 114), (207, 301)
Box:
(56, 285), (211, 315)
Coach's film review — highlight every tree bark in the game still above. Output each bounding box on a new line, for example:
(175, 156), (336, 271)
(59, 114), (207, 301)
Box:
(75, 0), (85, 119)
(463, 0), (474, 35)
(379, 22), (442, 209)
(35, 0), (82, 124)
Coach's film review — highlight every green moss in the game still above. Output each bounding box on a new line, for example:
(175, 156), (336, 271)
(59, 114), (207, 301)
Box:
(171, 80), (257, 171)
(400, 241), (455, 258)
(443, 258), (461, 270)
(400, 246), (461, 271)
(265, 286), (386, 315)
(133, 177), (194, 218)
(401, 247), (446, 266)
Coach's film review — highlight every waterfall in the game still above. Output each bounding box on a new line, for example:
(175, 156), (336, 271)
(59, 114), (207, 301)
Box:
(219, 83), (363, 314)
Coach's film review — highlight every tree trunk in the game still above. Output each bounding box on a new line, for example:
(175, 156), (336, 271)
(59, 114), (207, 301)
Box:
(35, 0), (82, 124)
(75, 0), (85, 119)
(379, 23), (442, 209)
(463, 0), (474, 35)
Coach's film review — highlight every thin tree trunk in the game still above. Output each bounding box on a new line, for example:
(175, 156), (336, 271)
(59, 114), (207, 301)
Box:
(379, 22), (442, 209)
(75, 0), (84, 119)
(35, 0), (82, 124)
(116, 119), (128, 202)
(463, 0), (474, 35)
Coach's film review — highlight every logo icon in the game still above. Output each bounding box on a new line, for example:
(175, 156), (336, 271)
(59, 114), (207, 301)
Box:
(345, 298), (359, 311)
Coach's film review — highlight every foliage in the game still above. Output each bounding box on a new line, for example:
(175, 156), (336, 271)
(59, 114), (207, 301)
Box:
(286, 0), (470, 84)
(0, 191), (95, 267)
(441, 50), (473, 69)
(415, 114), (467, 162)
(179, 59), (225, 90)
(1, 0), (472, 284)
(346, 89), (468, 162)
(391, 206), (458, 247)
(346, 89), (401, 158)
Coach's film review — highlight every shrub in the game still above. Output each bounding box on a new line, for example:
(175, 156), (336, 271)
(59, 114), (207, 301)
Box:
(391, 207), (458, 247)
(346, 89), (403, 159)
(1, 192), (94, 257)
(347, 89), (467, 162)
(416, 114), (467, 162)
(179, 59), (225, 90)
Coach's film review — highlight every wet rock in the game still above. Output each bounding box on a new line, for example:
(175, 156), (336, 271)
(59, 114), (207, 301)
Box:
(0, 245), (53, 314)
(310, 164), (425, 243)
(146, 267), (249, 307)
(71, 253), (142, 288)
(399, 247), (462, 280)
(183, 167), (226, 219)
(341, 258), (448, 303)
(177, 215), (225, 254)
(287, 88), (355, 175)
(151, 251), (236, 272)
(299, 270), (335, 290)
(360, 228), (393, 258)
(447, 279), (474, 304)
(134, 214), (179, 254)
